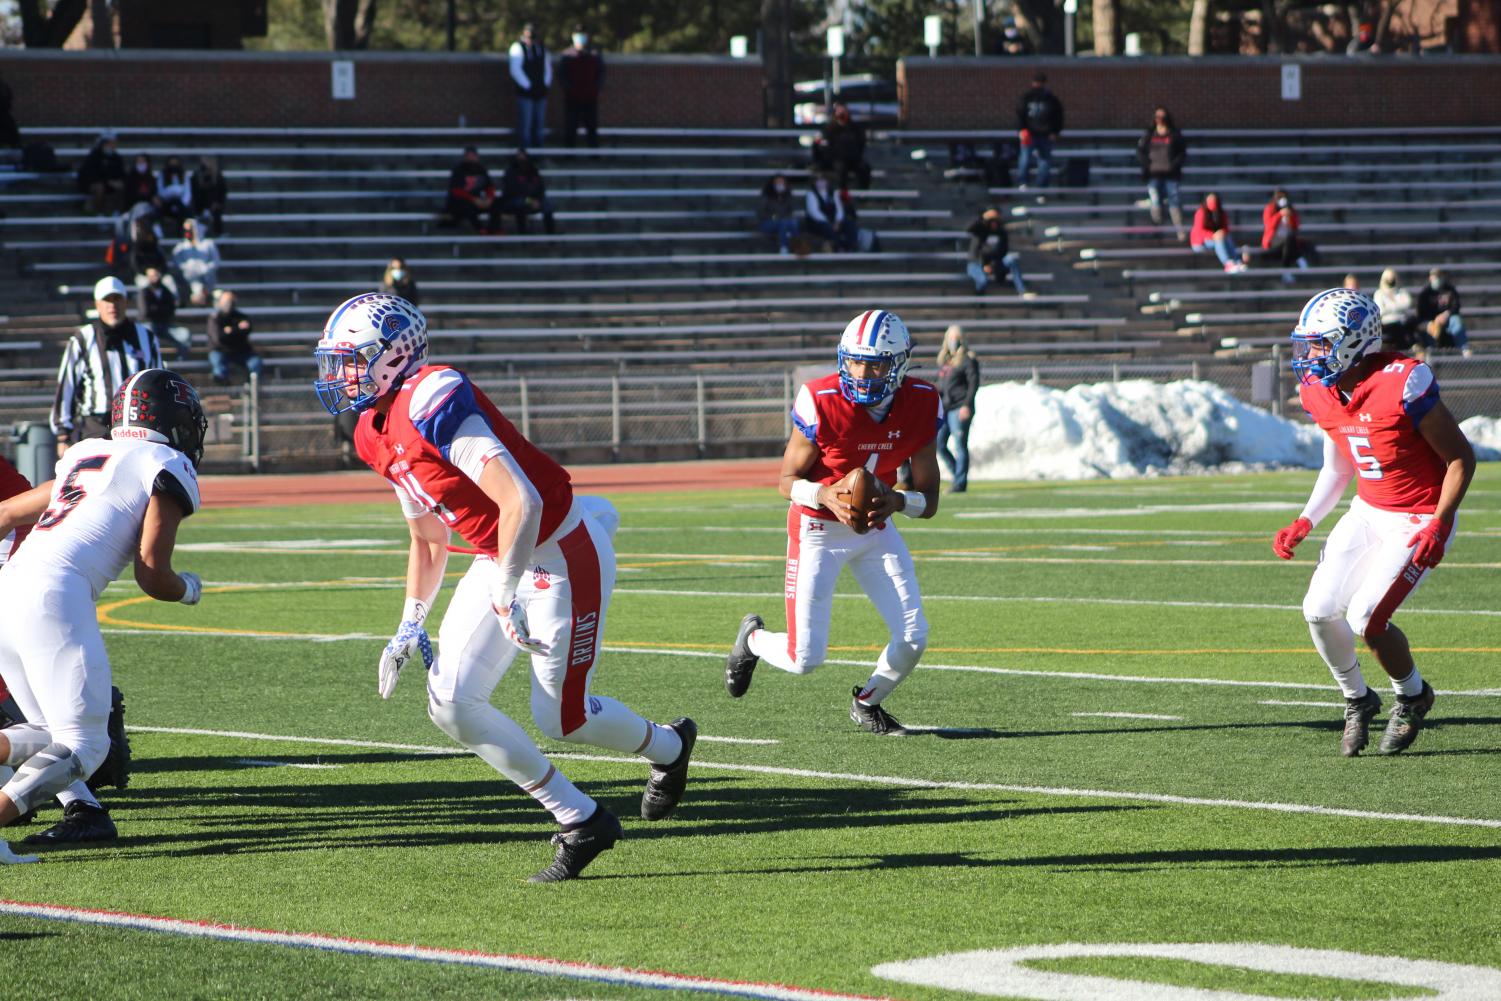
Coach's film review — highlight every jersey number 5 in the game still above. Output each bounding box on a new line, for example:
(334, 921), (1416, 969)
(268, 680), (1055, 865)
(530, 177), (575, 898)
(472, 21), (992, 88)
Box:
(36, 454), (111, 530)
(1347, 436), (1384, 480)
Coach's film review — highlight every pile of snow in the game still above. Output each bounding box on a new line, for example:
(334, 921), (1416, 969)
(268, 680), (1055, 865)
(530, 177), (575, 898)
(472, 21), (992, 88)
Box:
(1460, 416), (1501, 462)
(966, 379), (1323, 481)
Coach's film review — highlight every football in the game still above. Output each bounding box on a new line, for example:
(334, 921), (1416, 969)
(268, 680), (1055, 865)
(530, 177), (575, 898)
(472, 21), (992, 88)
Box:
(834, 465), (886, 534)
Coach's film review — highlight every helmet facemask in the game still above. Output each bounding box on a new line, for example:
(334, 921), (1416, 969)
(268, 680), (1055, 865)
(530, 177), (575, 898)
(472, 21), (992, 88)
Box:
(313, 293), (428, 416)
(1289, 288), (1383, 388)
(837, 309), (911, 405)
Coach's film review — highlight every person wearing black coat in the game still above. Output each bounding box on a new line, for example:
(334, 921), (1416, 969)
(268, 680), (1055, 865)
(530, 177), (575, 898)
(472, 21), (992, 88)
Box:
(965, 208), (1026, 295)
(1015, 72), (1063, 190)
(812, 103), (871, 190)
(500, 150), (557, 235)
(77, 134), (126, 215)
(1136, 106), (1187, 238)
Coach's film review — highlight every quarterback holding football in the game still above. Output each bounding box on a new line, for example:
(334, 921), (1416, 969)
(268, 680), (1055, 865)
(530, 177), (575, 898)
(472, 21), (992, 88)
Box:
(1274, 288), (1474, 757)
(725, 309), (943, 735)
(315, 293), (695, 882)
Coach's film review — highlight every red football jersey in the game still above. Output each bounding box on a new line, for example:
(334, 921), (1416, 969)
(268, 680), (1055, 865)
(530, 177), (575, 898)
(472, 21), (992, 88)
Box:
(790, 374), (942, 518)
(0, 454), (33, 564)
(1298, 352), (1446, 513)
(355, 366), (573, 553)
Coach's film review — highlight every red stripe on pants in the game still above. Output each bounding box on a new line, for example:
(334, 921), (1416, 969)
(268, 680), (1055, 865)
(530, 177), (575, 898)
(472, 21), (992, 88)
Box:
(558, 521), (602, 736)
(784, 505), (802, 661)
(1366, 557), (1425, 637)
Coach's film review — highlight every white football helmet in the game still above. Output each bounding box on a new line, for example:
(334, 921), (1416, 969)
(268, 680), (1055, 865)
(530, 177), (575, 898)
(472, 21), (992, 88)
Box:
(314, 293), (429, 415)
(838, 309), (911, 405)
(1289, 288), (1384, 387)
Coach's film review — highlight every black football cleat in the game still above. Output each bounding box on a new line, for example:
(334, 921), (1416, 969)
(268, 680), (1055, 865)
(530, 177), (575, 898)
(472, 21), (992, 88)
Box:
(725, 613), (763, 698)
(22, 802), (118, 846)
(641, 718), (697, 822)
(86, 686), (130, 793)
(528, 808), (622, 883)
(850, 686), (909, 736)
(1380, 682), (1435, 755)
(1340, 688), (1382, 757)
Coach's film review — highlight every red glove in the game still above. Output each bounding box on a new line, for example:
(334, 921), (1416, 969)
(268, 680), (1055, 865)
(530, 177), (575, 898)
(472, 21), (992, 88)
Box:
(1272, 517), (1313, 560)
(1408, 519), (1448, 570)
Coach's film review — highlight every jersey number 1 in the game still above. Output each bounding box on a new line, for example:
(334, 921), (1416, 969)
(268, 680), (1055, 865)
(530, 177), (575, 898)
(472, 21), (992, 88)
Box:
(36, 454), (111, 530)
(1347, 436), (1384, 480)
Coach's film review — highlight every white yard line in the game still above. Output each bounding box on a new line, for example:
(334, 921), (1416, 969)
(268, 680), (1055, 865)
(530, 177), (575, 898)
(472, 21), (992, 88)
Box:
(234, 759), (344, 770)
(122, 724), (1501, 830)
(1071, 712), (1184, 721)
(133, 724), (775, 748)
(0, 901), (888, 1001)
(1259, 700), (1345, 709)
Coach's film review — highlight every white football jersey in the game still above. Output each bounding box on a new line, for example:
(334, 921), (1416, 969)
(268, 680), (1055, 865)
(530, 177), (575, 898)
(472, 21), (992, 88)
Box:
(4, 437), (199, 600)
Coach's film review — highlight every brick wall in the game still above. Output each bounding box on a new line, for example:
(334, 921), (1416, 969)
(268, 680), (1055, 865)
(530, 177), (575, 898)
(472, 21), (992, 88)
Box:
(899, 56), (1501, 130)
(0, 50), (764, 129)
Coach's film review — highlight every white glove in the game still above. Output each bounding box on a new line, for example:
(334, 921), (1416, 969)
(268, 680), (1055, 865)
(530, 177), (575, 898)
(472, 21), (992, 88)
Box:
(378, 619), (433, 699)
(178, 572), (202, 605)
(493, 596), (548, 655)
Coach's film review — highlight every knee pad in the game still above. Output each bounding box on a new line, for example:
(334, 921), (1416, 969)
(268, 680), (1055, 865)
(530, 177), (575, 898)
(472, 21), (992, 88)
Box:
(5, 742), (85, 816)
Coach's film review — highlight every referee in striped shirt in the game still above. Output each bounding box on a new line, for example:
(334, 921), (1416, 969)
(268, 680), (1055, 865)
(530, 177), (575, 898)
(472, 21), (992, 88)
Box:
(49, 276), (162, 456)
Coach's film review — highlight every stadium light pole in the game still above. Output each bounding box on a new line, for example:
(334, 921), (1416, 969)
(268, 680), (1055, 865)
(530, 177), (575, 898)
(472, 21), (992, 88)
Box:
(1064, 0), (1077, 56)
(924, 14), (941, 57)
(446, 0), (456, 51)
(973, 0), (983, 56)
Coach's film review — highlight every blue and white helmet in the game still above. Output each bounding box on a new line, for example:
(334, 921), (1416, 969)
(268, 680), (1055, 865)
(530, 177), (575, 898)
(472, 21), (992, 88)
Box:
(314, 293), (429, 415)
(1290, 288), (1384, 387)
(838, 309), (912, 405)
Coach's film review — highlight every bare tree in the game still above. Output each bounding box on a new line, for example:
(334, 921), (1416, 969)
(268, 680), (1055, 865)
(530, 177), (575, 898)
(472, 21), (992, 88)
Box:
(323, 0), (379, 50)
(1188, 0), (1212, 54)
(1093, 0), (1121, 53)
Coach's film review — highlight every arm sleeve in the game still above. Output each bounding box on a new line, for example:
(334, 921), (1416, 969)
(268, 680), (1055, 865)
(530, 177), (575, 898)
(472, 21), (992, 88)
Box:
(508, 43), (529, 88)
(790, 384), (818, 442)
(1401, 363), (1440, 427)
(392, 482), (427, 520)
(1299, 433), (1356, 527)
(485, 434), (543, 606)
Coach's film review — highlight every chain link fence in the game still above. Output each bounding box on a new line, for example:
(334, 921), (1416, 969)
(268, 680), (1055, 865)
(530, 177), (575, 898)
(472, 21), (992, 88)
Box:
(8, 353), (1498, 474)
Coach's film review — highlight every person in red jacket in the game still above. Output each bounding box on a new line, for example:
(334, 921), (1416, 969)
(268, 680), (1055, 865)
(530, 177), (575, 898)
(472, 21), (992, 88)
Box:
(1261, 189), (1313, 282)
(1189, 192), (1247, 273)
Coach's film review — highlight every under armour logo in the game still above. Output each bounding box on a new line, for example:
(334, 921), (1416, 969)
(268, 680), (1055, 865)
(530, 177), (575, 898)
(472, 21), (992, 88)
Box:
(1358, 413), (1372, 423)
(887, 430), (902, 439)
(393, 443), (405, 455)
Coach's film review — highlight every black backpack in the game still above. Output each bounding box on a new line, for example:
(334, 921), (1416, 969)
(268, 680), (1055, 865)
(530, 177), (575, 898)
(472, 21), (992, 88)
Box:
(22, 141), (61, 173)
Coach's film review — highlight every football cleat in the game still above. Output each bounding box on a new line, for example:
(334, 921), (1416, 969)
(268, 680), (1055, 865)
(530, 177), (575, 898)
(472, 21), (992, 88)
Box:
(1340, 688), (1382, 757)
(527, 808), (622, 883)
(1379, 682), (1435, 755)
(22, 802), (118, 846)
(725, 613), (762, 698)
(850, 686), (909, 736)
(640, 718), (697, 822)
(87, 686), (131, 793)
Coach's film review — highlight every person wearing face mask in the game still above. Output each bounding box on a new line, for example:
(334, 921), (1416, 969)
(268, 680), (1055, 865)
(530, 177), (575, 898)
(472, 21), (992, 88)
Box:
(1189, 192), (1247, 272)
(51, 277), (163, 455)
(1374, 269), (1417, 354)
(756, 173), (800, 255)
(812, 102), (871, 191)
(509, 22), (552, 150)
(156, 155), (191, 231)
(1416, 268), (1472, 359)
(170, 218), (220, 307)
(123, 152), (160, 215)
(1261, 188), (1312, 283)
(559, 25), (604, 149)
(803, 173), (858, 252)
(381, 257), (420, 305)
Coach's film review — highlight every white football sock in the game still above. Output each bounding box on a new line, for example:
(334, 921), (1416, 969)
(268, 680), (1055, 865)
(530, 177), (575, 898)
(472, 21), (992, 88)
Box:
(523, 767), (595, 828)
(56, 781), (101, 810)
(1391, 668), (1425, 698)
(747, 628), (816, 674)
(634, 721), (684, 766)
(1308, 617), (1366, 698)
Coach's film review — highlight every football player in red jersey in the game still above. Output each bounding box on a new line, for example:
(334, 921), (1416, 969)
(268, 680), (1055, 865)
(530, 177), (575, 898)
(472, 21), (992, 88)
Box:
(1273, 288), (1475, 757)
(315, 293), (695, 883)
(725, 309), (942, 735)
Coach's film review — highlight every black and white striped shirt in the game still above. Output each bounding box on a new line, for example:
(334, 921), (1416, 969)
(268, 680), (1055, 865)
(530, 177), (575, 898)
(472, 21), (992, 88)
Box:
(50, 320), (162, 439)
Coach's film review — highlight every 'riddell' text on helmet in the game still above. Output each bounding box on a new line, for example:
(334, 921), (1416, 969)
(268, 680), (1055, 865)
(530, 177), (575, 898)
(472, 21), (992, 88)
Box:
(110, 368), (210, 468)
(313, 293), (429, 415)
(1289, 288), (1385, 387)
(837, 309), (912, 405)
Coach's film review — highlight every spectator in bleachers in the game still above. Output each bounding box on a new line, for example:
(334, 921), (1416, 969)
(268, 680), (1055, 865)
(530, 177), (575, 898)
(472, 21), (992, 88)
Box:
(500, 149), (557, 235)
(1261, 190), (1312, 282)
(935, 325), (980, 494)
(123, 152), (160, 215)
(138, 266), (189, 362)
(190, 156), (228, 237)
(756, 173), (800, 255)
(128, 216), (169, 286)
(1015, 72), (1063, 191)
(1189, 192), (1247, 272)
(444, 146), (502, 234)
(171, 218), (220, 307)
(1375, 268), (1418, 353)
(812, 102), (871, 191)
(803, 173), (858, 252)
(381, 257), (420, 305)
(1342, 273), (1361, 291)
(206, 289), (263, 387)
(509, 22), (552, 150)
(77, 132), (126, 215)
(995, 18), (1033, 55)
(559, 24), (604, 148)
(1136, 106), (1186, 240)
(966, 207), (1027, 296)
(156, 155), (192, 231)
(1416, 268), (1472, 358)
